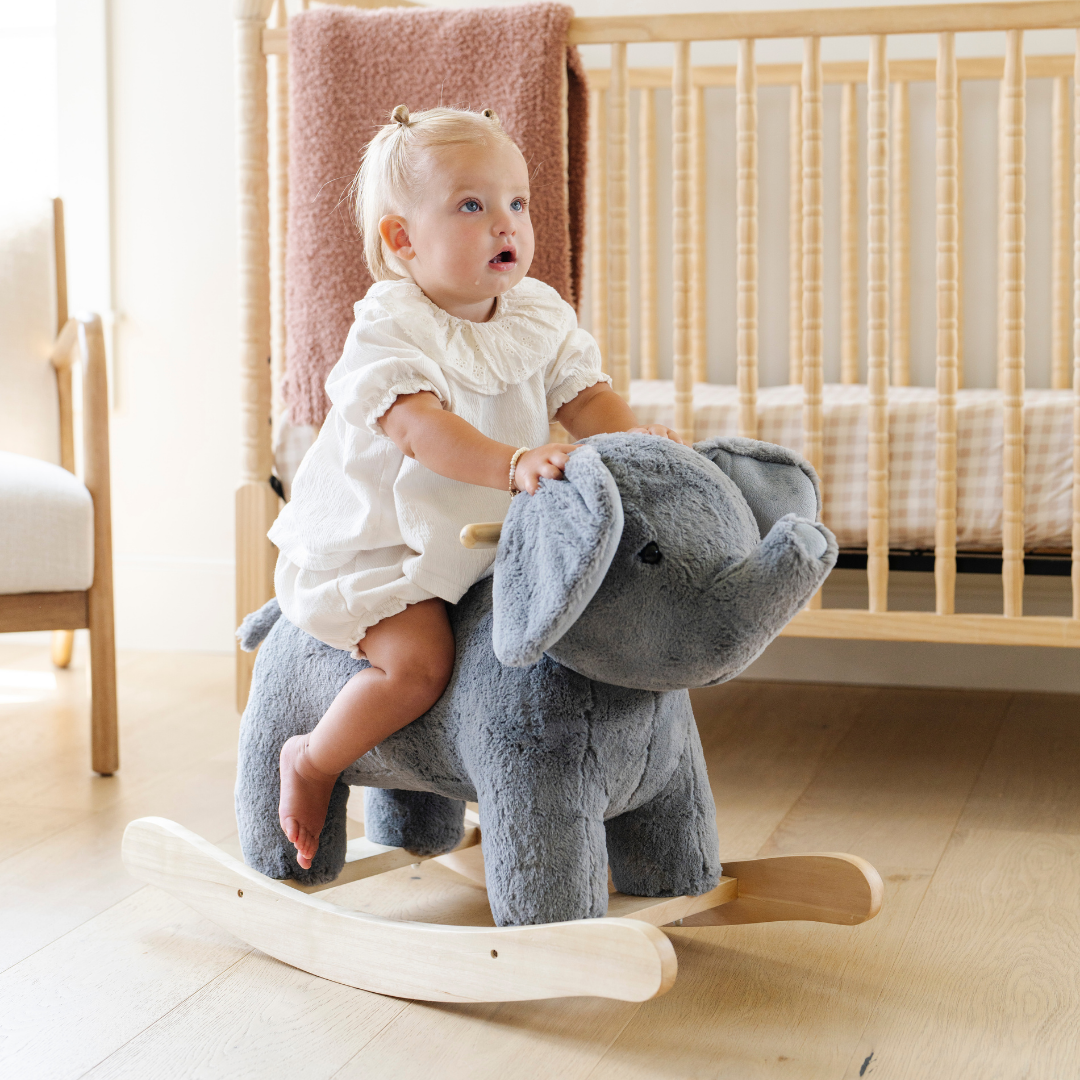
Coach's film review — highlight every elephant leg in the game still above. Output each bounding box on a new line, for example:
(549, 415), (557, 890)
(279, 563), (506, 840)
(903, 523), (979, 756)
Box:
(235, 680), (349, 887)
(474, 767), (609, 926)
(605, 727), (721, 898)
(363, 788), (465, 856)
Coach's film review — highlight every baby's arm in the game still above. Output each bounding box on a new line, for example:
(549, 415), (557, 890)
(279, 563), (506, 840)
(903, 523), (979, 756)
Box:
(381, 391), (575, 496)
(555, 382), (684, 444)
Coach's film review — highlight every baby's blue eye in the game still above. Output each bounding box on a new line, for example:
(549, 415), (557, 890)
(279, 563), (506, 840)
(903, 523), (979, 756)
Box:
(510, 198), (525, 212)
(461, 199), (481, 213)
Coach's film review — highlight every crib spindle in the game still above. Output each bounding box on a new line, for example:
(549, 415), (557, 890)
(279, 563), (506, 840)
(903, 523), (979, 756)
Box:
(789, 85), (803, 386)
(936, 32), (960, 617)
(737, 39), (759, 440)
(692, 85), (708, 384)
(1053, 75), (1071, 391)
(235, 0), (278, 710)
(609, 44), (631, 400)
(1073, 34), (1080, 620)
(803, 37), (825, 609)
(956, 84), (965, 389)
(673, 41), (694, 443)
(891, 80), (911, 387)
(1002, 30), (1026, 619)
(638, 89), (658, 381)
(589, 88), (609, 373)
(269, 0), (288, 440)
(867, 36), (890, 613)
(841, 82), (859, 385)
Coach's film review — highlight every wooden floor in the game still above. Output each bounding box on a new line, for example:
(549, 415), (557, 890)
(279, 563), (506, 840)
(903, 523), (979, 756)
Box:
(1, 637), (1078, 1079)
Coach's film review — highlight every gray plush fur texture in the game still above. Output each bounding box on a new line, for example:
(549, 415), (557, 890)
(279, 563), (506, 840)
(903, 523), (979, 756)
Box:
(235, 434), (837, 926)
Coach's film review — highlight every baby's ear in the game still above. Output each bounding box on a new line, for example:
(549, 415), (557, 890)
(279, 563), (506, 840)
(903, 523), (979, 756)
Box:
(696, 436), (820, 537)
(492, 447), (624, 667)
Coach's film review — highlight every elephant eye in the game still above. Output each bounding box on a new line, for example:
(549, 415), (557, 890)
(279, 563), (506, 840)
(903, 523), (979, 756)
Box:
(638, 541), (663, 565)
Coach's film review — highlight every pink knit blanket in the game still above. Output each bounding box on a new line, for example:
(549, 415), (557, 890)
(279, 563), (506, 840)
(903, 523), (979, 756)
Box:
(284, 3), (588, 427)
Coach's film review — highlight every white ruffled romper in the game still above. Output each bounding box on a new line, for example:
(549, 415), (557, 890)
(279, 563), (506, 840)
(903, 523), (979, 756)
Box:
(268, 276), (609, 655)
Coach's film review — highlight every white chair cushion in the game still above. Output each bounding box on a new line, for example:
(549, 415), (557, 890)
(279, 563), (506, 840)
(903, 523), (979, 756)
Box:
(0, 450), (93, 594)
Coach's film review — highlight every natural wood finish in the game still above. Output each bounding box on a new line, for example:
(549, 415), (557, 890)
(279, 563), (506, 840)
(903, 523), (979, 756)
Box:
(736, 39), (758, 439)
(683, 852), (883, 926)
(803, 38), (824, 611)
(80, 317), (118, 775)
(0, 592), (88, 634)
(841, 82), (859, 384)
(585, 54), (1080, 91)
(50, 630), (74, 669)
(1075, 35), (1080, 621)
(789, 84), (803, 385)
(8, 656), (1080, 1075)
(936, 33), (960, 617)
(566, 3), (1080, 44)
(891, 80), (911, 386)
(121, 817), (678, 1004)
(236, 2), (279, 713)
(691, 85), (708, 384)
(638, 89), (658, 380)
(783, 608), (1080, 646)
(1002, 30), (1027, 619)
(459, 521), (502, 549)
(1053, 74), (1071, 390)
(286, 824), (482, 895)
(672, 42), (694, 443)
(269, 0), (288, 437)
(608, 44), (630, 400)
(867, 37), (890, 614)
(589, 89), (609, 372)
(957, 83), (965, 387)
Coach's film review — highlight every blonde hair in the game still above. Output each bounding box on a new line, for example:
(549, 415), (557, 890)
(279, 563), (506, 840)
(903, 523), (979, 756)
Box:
(355, 104), (520, 281)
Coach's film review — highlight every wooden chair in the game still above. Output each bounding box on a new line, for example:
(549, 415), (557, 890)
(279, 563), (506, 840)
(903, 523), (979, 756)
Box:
(0, 199), (118, 775)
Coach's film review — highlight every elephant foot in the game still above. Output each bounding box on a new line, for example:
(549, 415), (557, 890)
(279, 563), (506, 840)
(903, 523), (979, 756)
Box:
(363, 788), (466, 857)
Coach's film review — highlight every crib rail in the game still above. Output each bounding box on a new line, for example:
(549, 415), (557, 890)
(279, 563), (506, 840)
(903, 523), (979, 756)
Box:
(579, 2), (1080, 645)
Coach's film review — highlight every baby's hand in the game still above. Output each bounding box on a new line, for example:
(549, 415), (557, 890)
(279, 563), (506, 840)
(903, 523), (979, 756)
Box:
(513, 443), (578, 495)
(627, 424), (685, 444)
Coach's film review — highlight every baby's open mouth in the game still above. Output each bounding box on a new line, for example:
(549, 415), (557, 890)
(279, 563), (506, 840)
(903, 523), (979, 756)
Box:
(490, 249), (516, 265)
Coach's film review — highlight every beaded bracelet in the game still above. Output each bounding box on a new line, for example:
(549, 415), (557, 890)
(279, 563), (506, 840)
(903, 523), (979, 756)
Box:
(508, 446), (529, 496)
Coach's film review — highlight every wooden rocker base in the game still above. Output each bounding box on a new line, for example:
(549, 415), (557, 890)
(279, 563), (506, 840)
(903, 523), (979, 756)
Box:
(122, 816), (883, 1004)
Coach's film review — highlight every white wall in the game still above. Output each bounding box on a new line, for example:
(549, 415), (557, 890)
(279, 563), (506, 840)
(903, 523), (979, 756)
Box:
(48, 0), (1079, 691)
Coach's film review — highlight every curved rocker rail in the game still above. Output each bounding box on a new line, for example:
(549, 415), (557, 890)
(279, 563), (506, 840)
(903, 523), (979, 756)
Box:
(122, 817), (883, 1003)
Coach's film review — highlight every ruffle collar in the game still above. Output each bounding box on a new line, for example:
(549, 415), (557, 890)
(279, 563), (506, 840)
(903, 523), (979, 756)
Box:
(362, 277), (574, 395)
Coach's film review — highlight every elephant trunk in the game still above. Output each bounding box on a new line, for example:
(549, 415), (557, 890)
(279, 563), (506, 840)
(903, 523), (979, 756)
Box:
(699, 514), (837, 686)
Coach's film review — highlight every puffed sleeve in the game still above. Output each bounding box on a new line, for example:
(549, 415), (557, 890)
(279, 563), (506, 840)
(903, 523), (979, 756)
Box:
(544, 326), (611, 419)
(325, 304), (452, 437)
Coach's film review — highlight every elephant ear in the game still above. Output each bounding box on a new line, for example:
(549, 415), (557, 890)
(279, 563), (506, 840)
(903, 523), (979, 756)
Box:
(696, 436), (821, 537)
(493, 446), (624, 667)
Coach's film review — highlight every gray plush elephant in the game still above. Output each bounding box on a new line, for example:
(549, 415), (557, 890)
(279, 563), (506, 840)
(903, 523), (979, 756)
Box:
(235, 433), (837, 926)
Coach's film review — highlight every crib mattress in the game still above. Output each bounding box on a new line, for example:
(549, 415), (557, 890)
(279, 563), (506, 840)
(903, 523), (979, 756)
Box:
(629, 381), (1075, 551)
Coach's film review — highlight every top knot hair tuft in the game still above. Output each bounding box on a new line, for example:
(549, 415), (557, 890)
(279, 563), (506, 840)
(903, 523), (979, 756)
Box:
(391, 104), (412, 127)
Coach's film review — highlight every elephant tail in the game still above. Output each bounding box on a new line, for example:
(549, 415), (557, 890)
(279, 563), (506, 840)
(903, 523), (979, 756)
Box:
(236, 599), (282, 651)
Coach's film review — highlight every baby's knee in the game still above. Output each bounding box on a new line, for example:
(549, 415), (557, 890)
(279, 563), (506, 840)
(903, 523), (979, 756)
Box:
(412, 641), (454, 707)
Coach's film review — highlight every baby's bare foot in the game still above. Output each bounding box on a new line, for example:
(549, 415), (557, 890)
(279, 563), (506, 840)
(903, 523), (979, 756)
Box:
(278, 734), (338, 870)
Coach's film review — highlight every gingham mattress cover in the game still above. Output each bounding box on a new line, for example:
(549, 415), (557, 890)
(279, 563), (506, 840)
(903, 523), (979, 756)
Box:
(629, 381), (1075, 551)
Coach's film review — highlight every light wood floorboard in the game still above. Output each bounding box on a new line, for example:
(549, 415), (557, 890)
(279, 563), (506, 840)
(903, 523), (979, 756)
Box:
(0, 640), (1076, 1079)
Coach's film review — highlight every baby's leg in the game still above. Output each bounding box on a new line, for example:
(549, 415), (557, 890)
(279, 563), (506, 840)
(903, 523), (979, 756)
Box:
(278, 597), (454, 869)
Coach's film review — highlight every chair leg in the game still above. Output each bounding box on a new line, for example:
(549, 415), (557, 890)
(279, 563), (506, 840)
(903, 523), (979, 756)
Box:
(51, 629), (74, 668)
(87, 590), (118, 775)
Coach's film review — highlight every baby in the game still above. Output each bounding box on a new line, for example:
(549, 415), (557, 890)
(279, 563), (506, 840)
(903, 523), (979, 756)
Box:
(269, 104), (682, 869)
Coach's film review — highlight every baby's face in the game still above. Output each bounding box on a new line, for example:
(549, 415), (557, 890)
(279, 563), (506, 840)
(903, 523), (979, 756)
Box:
(384, 139), (534, 320)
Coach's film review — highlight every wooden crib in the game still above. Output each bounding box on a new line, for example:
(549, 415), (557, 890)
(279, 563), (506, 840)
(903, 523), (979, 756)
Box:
(237, 0), (1080, 705)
